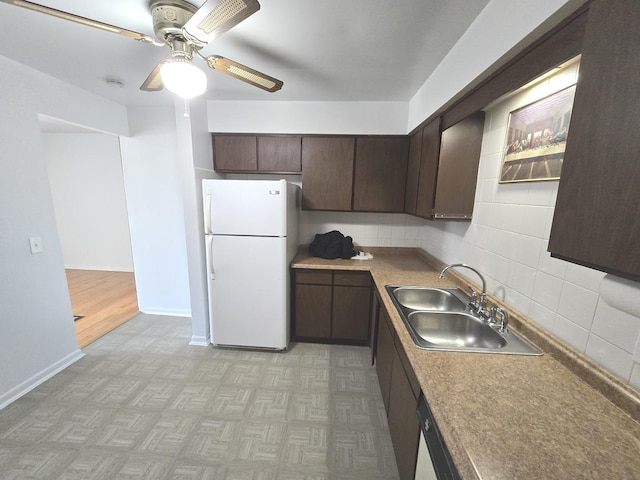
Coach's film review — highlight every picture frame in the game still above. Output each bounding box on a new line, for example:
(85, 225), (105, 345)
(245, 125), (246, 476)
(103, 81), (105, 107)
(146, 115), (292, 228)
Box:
(499, 84), (576, 183)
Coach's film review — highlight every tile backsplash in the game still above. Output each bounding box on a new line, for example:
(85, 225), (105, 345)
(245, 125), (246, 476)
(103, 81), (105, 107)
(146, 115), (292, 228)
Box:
(299, 211), (423, 248)
(300, 61), (640, 391)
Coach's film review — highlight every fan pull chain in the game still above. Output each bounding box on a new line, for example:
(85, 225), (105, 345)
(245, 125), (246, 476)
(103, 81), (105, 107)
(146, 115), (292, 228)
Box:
(183, 98), (190, 118)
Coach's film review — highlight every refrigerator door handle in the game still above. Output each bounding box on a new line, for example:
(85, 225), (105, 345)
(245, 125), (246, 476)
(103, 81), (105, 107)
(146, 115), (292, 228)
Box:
(206, 235), (215, 280)
(204, 194), (212, 234)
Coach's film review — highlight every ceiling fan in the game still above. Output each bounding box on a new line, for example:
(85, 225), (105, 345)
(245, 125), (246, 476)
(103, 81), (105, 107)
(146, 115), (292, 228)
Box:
(0, 0), (284, 98)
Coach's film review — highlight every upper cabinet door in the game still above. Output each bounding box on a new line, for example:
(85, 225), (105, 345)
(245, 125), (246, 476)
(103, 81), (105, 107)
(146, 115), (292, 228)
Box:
(433, 111), (485, 219)
(404, 130), (423, 215)
(257, 136), (302, 173)
(415, 117), (441, 219)
(213, 135), (257, 172)
(548, 0), (640, 281)
(353, 137), (409, 213)
(301, 137), (355, 211)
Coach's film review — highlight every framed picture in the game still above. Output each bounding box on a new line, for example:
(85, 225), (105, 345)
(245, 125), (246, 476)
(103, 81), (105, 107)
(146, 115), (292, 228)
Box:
(500, 84), (576, 183)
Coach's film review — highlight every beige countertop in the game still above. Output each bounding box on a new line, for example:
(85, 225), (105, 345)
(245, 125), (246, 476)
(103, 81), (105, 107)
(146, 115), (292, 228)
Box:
(292, 247), (640, 480)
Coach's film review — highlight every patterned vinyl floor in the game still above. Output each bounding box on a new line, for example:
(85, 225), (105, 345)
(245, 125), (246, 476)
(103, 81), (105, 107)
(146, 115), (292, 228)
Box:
(0, 314), (399, 479)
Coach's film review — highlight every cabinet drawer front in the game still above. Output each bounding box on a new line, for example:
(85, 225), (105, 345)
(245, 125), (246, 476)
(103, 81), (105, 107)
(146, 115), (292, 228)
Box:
(333, 271), (371, 286)
(295, 269), (332, 285)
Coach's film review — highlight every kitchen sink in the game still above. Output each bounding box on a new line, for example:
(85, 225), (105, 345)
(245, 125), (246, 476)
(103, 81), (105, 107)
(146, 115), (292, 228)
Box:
(392, 287), (467, 312)
(386, 285), (542, 355)
(407, 311), (507, 349)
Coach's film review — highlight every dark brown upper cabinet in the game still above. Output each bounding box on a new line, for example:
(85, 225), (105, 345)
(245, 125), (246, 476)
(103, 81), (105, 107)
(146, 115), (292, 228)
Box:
(415, 117), (442, 219)
(212, 134), (302, 174)
(301, 137), (355, 211)
(213, 135), (257, 172)
(548, 0), (640, 281)
(404, 113), (484, 220)
(433, 111), (485, 219)
(257, 136), (302, 173)
(404, 130), (423, 215)
(353, 137), (409, 213)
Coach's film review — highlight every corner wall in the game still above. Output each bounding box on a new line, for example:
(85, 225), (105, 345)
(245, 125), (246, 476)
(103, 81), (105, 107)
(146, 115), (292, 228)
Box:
(119, 106), (191, 317)
(0, 56), (128, 408)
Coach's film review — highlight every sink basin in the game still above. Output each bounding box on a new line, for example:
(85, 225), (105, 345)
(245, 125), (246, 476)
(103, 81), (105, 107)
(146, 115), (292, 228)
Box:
(392, 287), (467, 312)
(407, 311), (506, 349)
(385, 285), (542, 355)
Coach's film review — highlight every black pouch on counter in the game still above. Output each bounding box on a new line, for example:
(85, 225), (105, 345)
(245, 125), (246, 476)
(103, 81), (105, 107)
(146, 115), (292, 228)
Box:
(309, 230), (356, 259)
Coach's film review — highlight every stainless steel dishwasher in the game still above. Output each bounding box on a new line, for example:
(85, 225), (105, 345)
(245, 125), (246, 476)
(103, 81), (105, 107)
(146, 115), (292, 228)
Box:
(415, 393), (460, 480)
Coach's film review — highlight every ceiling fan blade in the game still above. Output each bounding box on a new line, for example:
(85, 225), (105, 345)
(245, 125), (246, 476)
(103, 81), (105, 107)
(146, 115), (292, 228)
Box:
(140, 60), (170, 92)
(182, 0), (260, 47)
(0, 0), (158, 44)
(205, 55), (283, 92)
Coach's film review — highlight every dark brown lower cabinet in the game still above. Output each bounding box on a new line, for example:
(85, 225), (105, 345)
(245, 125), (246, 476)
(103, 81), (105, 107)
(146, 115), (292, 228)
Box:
(388, 350), (420, 480)
(375, 306), (420, 480)
(293, 269), (371, 345)
(375, 308), (395, 412)
(332, 285), (371, 343)
(294, 284), (332, 338)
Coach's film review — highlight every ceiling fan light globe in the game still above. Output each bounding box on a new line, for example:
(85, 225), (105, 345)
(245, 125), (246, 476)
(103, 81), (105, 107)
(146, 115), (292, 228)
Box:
(160, 59), (207, 98)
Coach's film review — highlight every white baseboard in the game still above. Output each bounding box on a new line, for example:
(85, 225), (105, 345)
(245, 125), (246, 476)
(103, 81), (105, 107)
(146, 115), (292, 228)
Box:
(0, 349), (84, 411)
(190, 335), (210, 346)
(64, 265), (134, 272)
(140, 307), (191, 318)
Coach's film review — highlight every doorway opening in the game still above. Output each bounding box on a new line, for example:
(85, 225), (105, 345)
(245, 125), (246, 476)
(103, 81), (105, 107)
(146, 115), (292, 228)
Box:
(40, 115), (139, 347)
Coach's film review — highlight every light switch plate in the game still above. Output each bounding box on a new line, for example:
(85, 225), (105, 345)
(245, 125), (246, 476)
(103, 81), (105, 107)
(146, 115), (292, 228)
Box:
(29, 236), (44, 254)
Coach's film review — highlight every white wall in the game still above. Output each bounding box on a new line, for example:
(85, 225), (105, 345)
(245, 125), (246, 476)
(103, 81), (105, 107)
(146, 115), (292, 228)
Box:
(44, 133), (134, 271)
(0, 55), (128, 408)
(119, 107), (191, 317)
(207, 100), (409, 134)
(408, 0), (588, 130)
(417, 65), (640, 390)
(173, 99), (218, 345)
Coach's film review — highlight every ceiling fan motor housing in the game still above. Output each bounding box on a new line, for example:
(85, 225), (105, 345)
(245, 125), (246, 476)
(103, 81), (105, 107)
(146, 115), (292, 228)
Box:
(151, 0), (197, 43)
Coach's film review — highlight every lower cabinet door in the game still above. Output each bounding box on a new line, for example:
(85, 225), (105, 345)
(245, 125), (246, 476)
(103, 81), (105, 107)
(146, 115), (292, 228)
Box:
(294, 284), (332, 339)
(375, 309), (395, 412)
(388, 348), (420, 480)
(332, 285), (371, 344)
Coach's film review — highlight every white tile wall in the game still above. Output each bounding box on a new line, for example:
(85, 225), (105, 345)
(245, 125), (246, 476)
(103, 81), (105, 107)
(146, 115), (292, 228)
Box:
(299, 211), (423, 249)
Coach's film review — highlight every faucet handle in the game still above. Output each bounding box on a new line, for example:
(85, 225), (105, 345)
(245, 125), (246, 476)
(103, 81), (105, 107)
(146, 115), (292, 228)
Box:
(467, 286), (478, 309)
(490, 306), (510, 332)
(479, 292), (488, 309)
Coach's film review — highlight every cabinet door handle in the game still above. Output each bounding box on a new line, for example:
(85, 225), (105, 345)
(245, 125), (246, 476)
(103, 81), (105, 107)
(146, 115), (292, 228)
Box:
(424, 418), (431, 432)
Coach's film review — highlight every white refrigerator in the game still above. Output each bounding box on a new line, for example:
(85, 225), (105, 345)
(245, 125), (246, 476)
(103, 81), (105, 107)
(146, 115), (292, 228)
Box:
(203, 179), (299, 350)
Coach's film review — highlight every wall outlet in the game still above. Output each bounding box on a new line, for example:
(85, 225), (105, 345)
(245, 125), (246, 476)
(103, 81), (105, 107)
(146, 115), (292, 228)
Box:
(29, 236), (44, 254)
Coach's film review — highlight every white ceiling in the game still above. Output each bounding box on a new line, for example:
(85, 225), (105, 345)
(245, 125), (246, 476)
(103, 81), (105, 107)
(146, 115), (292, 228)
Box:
(0, 0), (491, 108)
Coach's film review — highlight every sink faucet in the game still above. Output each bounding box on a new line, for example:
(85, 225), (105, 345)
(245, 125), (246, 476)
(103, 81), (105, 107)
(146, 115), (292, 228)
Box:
(438, 263), (488, 315)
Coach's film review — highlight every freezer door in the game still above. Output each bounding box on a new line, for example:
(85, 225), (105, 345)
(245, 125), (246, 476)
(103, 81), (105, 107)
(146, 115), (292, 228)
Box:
(208, 235), (288, 349)
(204, 179), (287, 236)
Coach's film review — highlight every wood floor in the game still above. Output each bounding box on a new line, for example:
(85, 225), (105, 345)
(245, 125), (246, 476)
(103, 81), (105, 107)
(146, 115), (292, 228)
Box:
(66, 269), (139, 348)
